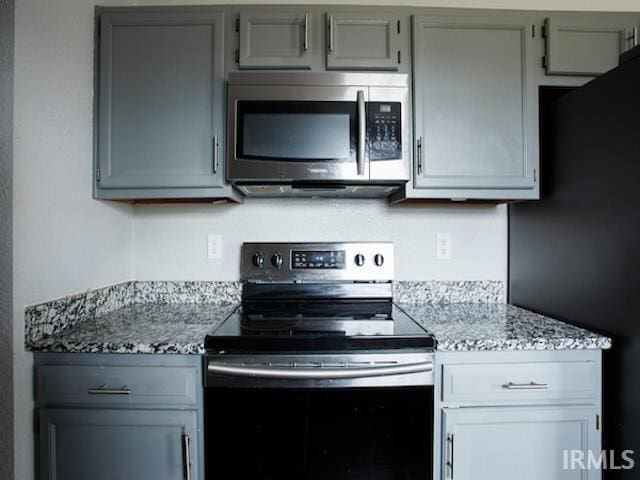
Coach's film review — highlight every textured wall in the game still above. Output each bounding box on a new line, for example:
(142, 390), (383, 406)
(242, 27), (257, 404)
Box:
(134, 201), (508, 282)
(0, 1), (14, 478)
(13, 1), (134, 478)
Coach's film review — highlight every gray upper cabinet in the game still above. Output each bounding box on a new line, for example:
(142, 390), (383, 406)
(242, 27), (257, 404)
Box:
(411, 13), (537, 197)
(543, 14), (639, 76)
(39, 408), (199, 480)
(238, 11), (314, 69)
(96, 10), (237, 201)
(326, 13), (400, 70)
(442, 406), (598, 480)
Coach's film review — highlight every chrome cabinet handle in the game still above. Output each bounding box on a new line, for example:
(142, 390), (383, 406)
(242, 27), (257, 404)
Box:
(328, 15), (334, 51)
(446, 433), (454, 479)
(357, 90), (365, 176)
(208, 361), (433, 380)
(303, 13), (309, 51)
(182, 434), (191, 480)
(626, 27), (638, 48)
(213, 133), (219, 174)
(502, 381), (549, 390)
(416, 137), (423, 175)
(87, 385), (131, 395)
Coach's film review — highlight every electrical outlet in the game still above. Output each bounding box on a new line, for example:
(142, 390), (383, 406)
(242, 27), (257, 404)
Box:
(436, 233), (452, 260)
(207, 234), (222, 259)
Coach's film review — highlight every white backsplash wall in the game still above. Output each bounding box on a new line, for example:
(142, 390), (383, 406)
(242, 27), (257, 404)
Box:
(133, 200), (508, 283)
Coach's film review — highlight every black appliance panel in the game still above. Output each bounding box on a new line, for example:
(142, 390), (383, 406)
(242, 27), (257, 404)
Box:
(205, 386), (433, 480)
(292, 250), (346, 269)
(367, 101), (402, 160)
(236, 101), (357, 162)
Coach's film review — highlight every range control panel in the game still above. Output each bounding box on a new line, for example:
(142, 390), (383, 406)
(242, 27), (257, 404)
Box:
(241, 242), (394, 283)
(367, 102), (402, 161)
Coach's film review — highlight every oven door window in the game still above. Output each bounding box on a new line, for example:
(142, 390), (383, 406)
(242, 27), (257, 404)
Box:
(206, 387), (433, 479)
(236, 101), (357, 162)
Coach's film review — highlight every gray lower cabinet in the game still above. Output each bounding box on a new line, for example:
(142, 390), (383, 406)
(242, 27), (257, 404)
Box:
(39, 408), (198, 480)
(434, 350), (603, 480)
(95, 9), (239, 201)
(326, 12), (400, 70)
(238, 10), (315, 69)
(409, 13), (538, 200)
(35, 354), (204, 480)
(543, 14), (639, 76)
(442, 406), (598, 480)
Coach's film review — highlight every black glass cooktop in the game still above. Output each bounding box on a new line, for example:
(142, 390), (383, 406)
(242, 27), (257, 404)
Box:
(205, 301), (436, 352)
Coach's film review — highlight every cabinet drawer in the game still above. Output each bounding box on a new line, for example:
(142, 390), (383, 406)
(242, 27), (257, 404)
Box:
(442, 361), (597, 404)
(37, 365), (198, 407)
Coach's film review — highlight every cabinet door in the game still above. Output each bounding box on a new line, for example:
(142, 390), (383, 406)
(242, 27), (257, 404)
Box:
(238, 11), (313, 69)
(97, 11), (225, 190)
(39, 408), (199, 480)
(326, 13), (400, 70)
(442, 406), (599, 480)
(412, 14), (537, 192)
(544, 14), (639, 76)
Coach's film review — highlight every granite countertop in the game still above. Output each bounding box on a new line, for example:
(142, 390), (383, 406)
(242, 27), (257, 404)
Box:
(397, 302), (612, 351)
(28, 302), (239, 355)
(25, 280), (611, 354)
(28, 301), (612, 355)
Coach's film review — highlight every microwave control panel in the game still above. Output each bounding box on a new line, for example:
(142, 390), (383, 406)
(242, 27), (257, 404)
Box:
(367, 102), (402, 161)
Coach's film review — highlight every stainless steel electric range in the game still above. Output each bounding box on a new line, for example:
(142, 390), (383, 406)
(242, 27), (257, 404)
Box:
(204, 242), (435, 480)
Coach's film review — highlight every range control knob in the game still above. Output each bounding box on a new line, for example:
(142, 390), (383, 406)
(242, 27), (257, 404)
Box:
(271, 252), (283, 269)
(354, 254), (365, 267)
(374, 254), (384, 267)
(252, 252), (265, 269)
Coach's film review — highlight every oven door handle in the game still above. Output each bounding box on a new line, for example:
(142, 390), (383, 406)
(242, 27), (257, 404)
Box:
(357, 89), (366, 176)
(207, 361), (433, 379)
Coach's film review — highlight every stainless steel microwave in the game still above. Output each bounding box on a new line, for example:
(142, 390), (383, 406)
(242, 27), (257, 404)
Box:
(226, 72), (410, 197)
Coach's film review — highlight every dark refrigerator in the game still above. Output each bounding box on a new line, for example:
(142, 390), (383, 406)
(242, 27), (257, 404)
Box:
(509, 45), (640, 479)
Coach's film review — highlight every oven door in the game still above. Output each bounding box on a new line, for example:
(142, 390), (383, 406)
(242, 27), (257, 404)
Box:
(205, 352), (434, 480)
(227, 85), (369, 183)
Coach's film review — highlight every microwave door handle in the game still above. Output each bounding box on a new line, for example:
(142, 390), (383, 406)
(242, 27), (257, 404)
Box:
(357, 90), (365, 176)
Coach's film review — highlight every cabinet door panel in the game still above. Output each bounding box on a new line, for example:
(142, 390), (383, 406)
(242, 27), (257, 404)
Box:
(544, 15), (638, 76)
(39, 408), (199, 480)
(239, 11), (312, 69)
(442, 406), (598, 480)
(413, 15), (536, 191)
(98, 12), (224, 190)
(326, 13), (399, 70)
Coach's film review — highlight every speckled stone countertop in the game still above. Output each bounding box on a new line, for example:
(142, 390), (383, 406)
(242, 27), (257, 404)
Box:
(29, 303), (239, 355)
(25, 280), (611, 354)
(397, 303), (611, 351)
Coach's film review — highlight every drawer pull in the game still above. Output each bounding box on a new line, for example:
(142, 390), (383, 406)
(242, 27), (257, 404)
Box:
(87, 385), (131, 395)
(502, 381), (548, 390)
